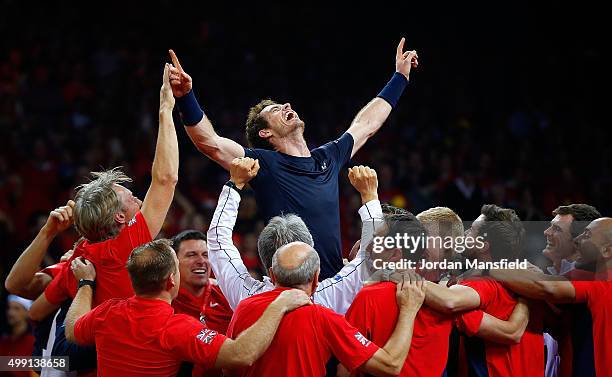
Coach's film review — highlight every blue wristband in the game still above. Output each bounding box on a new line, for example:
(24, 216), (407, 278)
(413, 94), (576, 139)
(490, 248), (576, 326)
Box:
(376, 72), (408, 108)
(176, 90), (205, 126)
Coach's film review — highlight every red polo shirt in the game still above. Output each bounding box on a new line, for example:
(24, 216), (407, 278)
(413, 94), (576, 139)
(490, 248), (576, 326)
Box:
(227, 288), (379, 377)
(571, 271), (612, 375)
(457, 278), (544, 377)
(74, 296), (226, 377)
(172, 282), (233, 334)
(44, 212), (152, 307)
(345, 282), (453, 377)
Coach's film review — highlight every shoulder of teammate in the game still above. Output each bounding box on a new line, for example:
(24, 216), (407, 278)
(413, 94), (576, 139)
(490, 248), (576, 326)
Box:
(346, 282), (392, 322)
(162, 314), (227, 366)
(107, 211), (152, 261)
(460, 277), (509, 308)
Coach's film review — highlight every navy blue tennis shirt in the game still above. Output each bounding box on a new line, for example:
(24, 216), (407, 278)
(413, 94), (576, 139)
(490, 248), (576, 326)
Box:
(244, 132), (354, 280)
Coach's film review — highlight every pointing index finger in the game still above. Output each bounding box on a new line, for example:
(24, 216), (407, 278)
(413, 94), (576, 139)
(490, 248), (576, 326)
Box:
(396, 37), (405, 59)
(168, 49), (184, 73)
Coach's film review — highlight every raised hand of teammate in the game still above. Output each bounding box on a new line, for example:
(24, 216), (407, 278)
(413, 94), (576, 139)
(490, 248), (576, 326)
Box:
(168, 49), (193, 98)
(43, 200), (75, 236)
(160, 63), (176, 111)
(395, 37), (418, 80)
(348, 165), (378, 204)
(230, 157), (260, 189)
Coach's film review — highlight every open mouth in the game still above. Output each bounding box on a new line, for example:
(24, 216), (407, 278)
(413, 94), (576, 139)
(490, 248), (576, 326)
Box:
(192, 268), (208, 275)
(284, 111), (296, 122)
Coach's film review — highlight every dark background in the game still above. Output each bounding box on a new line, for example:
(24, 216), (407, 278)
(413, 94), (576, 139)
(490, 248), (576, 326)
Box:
(0, 1), (607, 330)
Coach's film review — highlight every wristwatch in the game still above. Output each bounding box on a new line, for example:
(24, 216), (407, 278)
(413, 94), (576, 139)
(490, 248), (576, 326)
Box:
(78, 279), (96, 291)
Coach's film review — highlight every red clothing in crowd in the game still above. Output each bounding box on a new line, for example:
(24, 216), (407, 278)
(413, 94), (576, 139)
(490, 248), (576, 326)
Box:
(345, 282), (453, 377)
(44, 212), (151, 307)
(227, 288), (379, 377)
(74, 296), (226, 377)
(0, 332), (35, 377)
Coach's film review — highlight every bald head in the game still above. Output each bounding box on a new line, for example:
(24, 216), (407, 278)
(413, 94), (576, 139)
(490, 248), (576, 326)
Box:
(589, 218), (612, 244)
(272, 242), (320, 288)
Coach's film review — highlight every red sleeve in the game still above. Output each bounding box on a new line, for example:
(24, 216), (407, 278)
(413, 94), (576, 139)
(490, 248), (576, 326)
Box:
(321, 308), (379, 371)
(74, 300), (113, 345)
(39, 262), (65, 278)
(107, 212), (152, 262)
(161, 315), (227, 370)
(44, 266), (70, 305)
(460, 279), (499, 308)
(455, 310), (485, 337)
(344, 290), (373, 340)
(571, 280), (591, 303)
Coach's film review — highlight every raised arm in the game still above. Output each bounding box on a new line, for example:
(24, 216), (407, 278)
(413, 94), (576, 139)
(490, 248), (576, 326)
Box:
(313, 166), (384, 314)
(489, 269), (576, 303)
(346, 38), (418, 157)
(207, 157), (268, 309)
(214, 289), (310, 368)
(359, 275), (426, 376)
(5, 201), (74, 298)
(168, 50), (244, 170)
(65, 258), (96, 343)
(140, 63), (179, 239)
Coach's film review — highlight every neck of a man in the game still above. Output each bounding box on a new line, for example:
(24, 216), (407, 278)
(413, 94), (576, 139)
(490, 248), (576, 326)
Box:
(276, 283), (313, 297)
(11, 321), (28, 338)
(549, 256), (562, 273)
(138, 291), (173, 304)
(596, 258), (612, 274)
(184, 281), (207, 298)
(275, 134), (310, 157)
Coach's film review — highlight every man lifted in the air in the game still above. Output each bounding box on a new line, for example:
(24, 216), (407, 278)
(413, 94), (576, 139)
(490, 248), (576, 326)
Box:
(168, 39), (418, 279)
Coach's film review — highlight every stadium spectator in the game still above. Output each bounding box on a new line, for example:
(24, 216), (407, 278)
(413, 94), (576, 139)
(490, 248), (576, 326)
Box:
(0, 295), (34, 377)
(64, 239), (311, 376)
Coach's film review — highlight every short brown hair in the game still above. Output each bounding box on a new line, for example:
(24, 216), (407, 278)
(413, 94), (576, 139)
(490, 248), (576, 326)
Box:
(479, 204), (525, 260)
(73, 168), (131, 242)
(245, 99), (277, 150)
(127, 239), (176, 295)
(553, 204), (601, 238)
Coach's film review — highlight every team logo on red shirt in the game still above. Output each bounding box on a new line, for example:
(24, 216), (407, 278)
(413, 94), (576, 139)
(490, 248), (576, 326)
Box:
(196, 329), (218, 345)
(354, 332), (371, 347)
